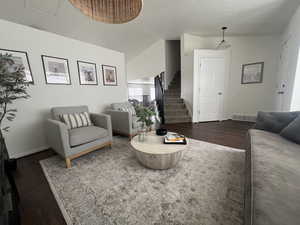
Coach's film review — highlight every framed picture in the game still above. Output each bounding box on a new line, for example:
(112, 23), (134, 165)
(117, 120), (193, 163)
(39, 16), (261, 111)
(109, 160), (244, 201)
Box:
(0, 48), (34, 83)
(102, 65), (117, 86)
(77, 61), (98, 85)
(42, 55), (71, 85)
(241, 62), (264, 84)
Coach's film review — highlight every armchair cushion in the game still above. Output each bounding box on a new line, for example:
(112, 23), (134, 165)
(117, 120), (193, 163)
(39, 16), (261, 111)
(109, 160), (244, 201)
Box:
(51, 105), (89, 121)
(69, 126), (108, 147)
(111, 102), (136, 116)
(59, 112), (93, 129)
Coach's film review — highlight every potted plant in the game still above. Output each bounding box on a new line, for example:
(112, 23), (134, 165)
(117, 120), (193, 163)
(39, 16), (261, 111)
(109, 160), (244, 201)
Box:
(135, 105), (155, 141)
(0, 53), (30, 152)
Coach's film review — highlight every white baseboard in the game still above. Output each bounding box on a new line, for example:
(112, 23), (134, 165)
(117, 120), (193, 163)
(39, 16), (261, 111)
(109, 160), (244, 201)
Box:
(9, 145), (50, 159)
(231, 114), (257, 122)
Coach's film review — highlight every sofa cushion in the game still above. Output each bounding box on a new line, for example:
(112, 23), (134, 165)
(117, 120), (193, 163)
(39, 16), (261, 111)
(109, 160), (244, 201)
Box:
(69, 126), (108, 147)
(254, 111), (300, 133)
(280, 116), (300, 144)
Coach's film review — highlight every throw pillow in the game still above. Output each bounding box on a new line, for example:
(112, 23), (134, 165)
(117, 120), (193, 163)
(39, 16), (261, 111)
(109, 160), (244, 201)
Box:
(59, 112), (93, 129)
(254, 111), (300, 133)
(280, 116), (300, 144)
(118, 105), (136, 116)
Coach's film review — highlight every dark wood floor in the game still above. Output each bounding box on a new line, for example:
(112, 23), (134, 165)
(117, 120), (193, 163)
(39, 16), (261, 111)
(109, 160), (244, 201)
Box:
(13, 120), (253, 225)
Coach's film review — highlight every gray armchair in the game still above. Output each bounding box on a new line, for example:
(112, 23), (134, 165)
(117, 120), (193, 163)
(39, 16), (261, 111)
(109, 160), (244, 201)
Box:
(46, 106), (112, 168)
(106, 102), (142, 140)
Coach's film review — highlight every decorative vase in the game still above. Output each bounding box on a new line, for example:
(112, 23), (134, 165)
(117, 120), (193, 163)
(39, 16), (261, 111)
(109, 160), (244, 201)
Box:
(138, 127), (147, 142)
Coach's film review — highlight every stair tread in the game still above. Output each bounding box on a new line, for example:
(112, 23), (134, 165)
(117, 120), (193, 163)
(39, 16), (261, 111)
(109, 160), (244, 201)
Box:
(165, 115), (190, 119)
(165, 117), (191, 120)
(165, 96), (181, 98)
(165, 102), (184, 105)
(165, 97), (183, 101)
(165, 109), (187, 112)
(164, 99), (183, 101)
(165, 110), (188, 113)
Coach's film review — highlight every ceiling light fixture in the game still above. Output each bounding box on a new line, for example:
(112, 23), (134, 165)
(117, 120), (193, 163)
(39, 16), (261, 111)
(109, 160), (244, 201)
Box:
(68, 0), (143, 24)
(216, 27), (231, 50)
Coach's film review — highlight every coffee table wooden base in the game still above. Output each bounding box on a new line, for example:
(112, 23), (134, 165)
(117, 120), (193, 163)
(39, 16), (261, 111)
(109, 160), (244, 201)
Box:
(134, 150), (183, 170)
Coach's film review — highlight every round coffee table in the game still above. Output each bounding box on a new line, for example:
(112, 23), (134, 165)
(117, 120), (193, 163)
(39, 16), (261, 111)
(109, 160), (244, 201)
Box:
(130, 132), (188, 170)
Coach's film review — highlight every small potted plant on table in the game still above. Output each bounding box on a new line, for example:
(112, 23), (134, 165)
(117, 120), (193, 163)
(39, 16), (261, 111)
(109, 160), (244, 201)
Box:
(135, 105), (155, 141)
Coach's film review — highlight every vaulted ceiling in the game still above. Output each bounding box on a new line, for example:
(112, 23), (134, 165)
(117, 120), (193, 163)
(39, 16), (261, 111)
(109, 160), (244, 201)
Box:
(0, 0), (299, 59)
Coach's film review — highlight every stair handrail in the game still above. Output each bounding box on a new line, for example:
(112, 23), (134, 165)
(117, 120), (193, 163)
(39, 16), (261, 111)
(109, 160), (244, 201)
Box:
(154, 72), (165, 124)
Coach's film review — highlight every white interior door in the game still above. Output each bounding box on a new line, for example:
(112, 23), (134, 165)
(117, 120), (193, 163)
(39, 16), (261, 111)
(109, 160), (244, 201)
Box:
(198, 57), (226, 122)
(276, 41), (289, 111)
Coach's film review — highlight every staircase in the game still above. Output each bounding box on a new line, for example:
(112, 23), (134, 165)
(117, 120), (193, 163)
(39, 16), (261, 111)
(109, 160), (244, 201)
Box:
(164, 73), (191, 124)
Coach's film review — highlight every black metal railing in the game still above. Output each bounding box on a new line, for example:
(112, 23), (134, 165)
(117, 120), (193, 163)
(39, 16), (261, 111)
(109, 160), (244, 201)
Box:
(155, 72), (165, 124)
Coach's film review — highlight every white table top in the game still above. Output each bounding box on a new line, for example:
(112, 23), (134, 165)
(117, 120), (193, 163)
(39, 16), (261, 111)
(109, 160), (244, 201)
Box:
(131, 132), (188, 155)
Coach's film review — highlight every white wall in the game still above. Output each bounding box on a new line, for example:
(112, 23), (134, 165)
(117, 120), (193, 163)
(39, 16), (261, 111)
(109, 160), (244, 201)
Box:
(127, 40), (166, 81)
(180, 34), (194, 116)
(165, 40), (180, 88)
(0, 19), (127, 158)
(181, 33), (280, 121)
(278, 5), (300, 111)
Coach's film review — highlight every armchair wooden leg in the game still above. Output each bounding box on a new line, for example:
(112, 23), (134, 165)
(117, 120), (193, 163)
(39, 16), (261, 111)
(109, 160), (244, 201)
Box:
(66, 158), (71, 168)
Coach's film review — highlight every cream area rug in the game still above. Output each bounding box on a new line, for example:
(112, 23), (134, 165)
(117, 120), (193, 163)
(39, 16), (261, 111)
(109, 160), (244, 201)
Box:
(40, 137), (245, 225)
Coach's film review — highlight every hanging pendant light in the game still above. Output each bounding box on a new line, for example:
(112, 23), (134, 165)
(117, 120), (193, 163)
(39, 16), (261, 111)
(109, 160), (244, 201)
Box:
(68, 0), (143, 24)
(216, 27), (231, 50)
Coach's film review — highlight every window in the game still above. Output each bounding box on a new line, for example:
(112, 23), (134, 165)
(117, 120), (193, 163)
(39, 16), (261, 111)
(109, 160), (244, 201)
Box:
(128, 87), (143, 102)
(150, 87), (155, 101)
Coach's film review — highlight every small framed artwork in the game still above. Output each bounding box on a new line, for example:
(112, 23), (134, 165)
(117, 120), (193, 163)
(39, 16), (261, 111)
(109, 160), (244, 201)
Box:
(77, 61), (98, 85)
(241, 62), (264, 84)
(0, 48), (34, 83)
(42, 55), (71, 85)
(102, 65), (117, 86)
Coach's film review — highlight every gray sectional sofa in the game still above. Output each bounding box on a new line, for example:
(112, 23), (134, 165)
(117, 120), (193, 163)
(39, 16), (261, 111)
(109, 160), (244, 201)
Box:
(245, 129), (300, 225)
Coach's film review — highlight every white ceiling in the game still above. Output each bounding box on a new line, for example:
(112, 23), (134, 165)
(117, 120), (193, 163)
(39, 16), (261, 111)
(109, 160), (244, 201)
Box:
(0, 0), (299, 59)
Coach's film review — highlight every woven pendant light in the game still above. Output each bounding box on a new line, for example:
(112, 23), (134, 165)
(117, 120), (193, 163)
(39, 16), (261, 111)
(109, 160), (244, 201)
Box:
(68, 0), (143, 24)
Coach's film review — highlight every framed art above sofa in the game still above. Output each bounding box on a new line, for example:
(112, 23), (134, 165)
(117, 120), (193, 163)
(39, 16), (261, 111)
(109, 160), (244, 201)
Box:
(102, 65), (117, 86)
(77, 61), (98, 85)
(241, 62), (264, 84)
(0, 48), (34, 84)
(41, 55), (71, 85)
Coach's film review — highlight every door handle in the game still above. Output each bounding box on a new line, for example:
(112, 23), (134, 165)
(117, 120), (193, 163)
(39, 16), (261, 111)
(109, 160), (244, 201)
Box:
(277, 91), (284, 95)
(218, 92), (223, 95)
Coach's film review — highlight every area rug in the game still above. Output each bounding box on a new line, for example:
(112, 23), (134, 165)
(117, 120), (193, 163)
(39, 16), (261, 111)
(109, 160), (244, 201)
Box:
(40, 137), (245, 225)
